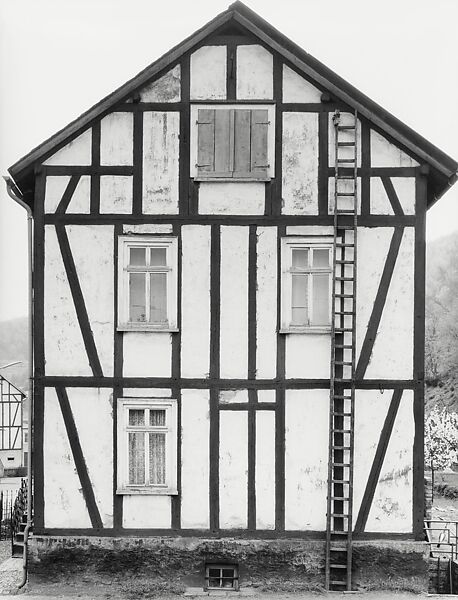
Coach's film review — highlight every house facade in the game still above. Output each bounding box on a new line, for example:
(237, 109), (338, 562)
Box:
(7, 2), (458, 591)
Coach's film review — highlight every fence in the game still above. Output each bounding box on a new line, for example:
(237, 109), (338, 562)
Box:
(0, 489), (15, 540)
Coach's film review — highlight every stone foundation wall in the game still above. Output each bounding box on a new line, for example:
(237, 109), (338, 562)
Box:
(28, 535), (428, 593)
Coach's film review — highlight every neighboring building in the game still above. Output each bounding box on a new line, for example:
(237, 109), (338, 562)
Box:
(6, 2), (458, 591)
(0, 375), (25, 471)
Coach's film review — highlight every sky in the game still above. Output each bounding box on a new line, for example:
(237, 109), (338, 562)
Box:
(0, 0), (457, 321)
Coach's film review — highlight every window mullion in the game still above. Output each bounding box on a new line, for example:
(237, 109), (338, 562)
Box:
(229, 109), (235, 175)
(308, 272), (313, 326)
(145, 429), (150, 486)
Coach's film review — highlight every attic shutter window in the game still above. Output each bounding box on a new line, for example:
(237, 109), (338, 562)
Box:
(196, 108), (269, 179)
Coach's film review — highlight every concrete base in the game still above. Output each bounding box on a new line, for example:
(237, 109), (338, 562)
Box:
(28, 535), (428, 593)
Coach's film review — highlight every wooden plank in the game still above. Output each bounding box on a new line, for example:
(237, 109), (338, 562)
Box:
(381, 176), (404, 216)
(227, 42), (237, 100)
(55, 224), (104, 378)
(361, 120), (371, 216)
(214, 109), (232, 174)
(354, 389), (403, 533)
(197, 109), (215, 175)
(56, 175), (81, 215)
(132, 108), (143, 216)
(272, 55), (283, 216)
(179, 55), (190, 216)
(234, 109), (251, 174)
(275, 224), (285, 531)
(55, 386), (104, 529)
(90, 122), (100, 215)
(250, 109), (268, 178)
(355, 227), (404, 380)
(318, 111), (329, 215)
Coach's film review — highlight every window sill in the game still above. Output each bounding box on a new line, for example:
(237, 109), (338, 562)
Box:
(279, 327), (331, 335)
(194, 176), (270, 183)
(116, 487), (178, 496)
(118, 324), (179, 333)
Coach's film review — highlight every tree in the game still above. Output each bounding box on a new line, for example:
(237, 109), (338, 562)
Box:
(425, 407), (458, 471)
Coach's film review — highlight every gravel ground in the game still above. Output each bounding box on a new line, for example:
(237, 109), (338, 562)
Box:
(0, 542), (10, 568)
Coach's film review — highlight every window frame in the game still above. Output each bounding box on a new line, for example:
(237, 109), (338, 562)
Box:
(204, 564), (239, 591)
(280, 236), (333, 334)
(117, 235), (178, 332)
(190, 103), (275, 181)
(117, 397), (178, 495)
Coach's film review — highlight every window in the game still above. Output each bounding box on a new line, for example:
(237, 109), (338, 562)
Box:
(281, 237), (332, 333)
(117, 398), (177, 495)
(191, 105), (275, 181)
(205, 564), (239, 591)
(118, 236), (178, 331)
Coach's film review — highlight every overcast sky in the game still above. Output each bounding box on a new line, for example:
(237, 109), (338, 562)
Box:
(0, 0), (457, 321)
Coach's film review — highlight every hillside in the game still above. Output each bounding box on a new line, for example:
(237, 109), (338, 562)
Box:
(425, 231), (458, 415)
(0, 317), (28, 393)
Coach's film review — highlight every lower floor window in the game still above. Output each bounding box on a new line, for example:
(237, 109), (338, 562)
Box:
(205, 564), (239, 591)
(117, 398), (177, 494)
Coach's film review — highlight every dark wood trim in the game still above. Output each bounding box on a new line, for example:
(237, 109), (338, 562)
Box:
(381, 176), (404, 216)
(247, 389), (257, 530)
(43, 166), (134, 176)
(55, 224), (104, 377)
(113, 224), (123, 530)
(282, 103), (343, 113)
(90, 122), (101, 215)
(272, 55), (283, 217)
(132, 109), (143, 216)
(56, 175), (81, 215)
(34, 527), (415, 540)
(171, 223), (182, 529)
(361, 120), (371, 216)
(275, 224), (285, 531)
(44, 213), (416, 227)
(248, 226), (257, 380)
(209, 224), (221, 531)
(116, 103), (184, 112)
(413, 173), (427, 540)
(227, 42), (237, 100)
(328, 166), (417, 178)
(55, 386), (104, 529)
(179, 56), (190, 216)
(318, 111), (329, 215)
(207, 34), (258, 46)
(39, 376), (416, 390)
(355, 227), (404, 379)
(220, 402), (275, 411)
(354, 389), (403, 533)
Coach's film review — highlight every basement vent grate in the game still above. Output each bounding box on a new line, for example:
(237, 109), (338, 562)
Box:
(205, 564), (239, 591)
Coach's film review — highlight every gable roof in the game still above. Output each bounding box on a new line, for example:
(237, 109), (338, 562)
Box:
(9, 1), (457, 206)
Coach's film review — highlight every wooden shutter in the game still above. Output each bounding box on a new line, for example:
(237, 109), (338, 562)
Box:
(250, 109), (269, 178)
(197, 109), (215, 176)
(213, 110), (233, 176)
(233, 110), (251, 177)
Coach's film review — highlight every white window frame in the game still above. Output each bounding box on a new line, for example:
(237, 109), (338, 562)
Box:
(117, 397), (178, 495)
(280, 236), (333, 334)
(117, 235), (178, 332)
(190, 103), (276, 181)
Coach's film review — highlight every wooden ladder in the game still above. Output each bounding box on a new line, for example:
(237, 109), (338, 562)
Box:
(325, 110), (358, 592)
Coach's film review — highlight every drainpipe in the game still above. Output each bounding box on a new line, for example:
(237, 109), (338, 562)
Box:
(3, 176), (33, 590)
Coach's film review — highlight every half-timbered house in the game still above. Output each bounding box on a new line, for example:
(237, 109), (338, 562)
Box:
(6, 2), (458, 591)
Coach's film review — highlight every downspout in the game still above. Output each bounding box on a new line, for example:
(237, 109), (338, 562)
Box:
(3, 176), (33, 590)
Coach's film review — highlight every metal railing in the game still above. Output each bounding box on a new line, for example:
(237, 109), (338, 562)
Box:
(425, 519), (458, 560)
(0, 489), (15, 540)
(10, 478), (27, 552)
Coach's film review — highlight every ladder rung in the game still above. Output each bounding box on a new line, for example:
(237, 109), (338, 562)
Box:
(334, 328), (353, 332)
(333, 395), (352, 400)
(332, 413), (352, 417)
(335, 260), (354, 264)
(335, 344), (353, 349)
(332, 463), (351, 467)
(330, 531), (349, 535)
(331, 513), (349, 518)
(334, 294), (353, 299)
(336, 192), (355, 196)
(338, 175), (355, 179)
(331, 496), (350, 501)
(333, 429), (352, 433)
(336, 210), (356, 215)
(335, 243), (354, 247)
(335, 360), (353, 365)
(337, 158), (355, 163)
(332, 446), (351, 450)
(338, 125), (356, 130)
(331, 479), (351, 483)
(337, 141), (355, 147)
(330, 564), (347, 569)
(335, 277), (354, 281)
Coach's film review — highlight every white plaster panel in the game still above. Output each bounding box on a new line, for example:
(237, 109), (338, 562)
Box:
(181, 389), (210, 529)
(366, 390), (414, 532)
(220, 227), (249, 379)
(44, 226), (91, 376)
(236, 45), (273, 99)
(123, 332), (172, 377)
(352, 390), (391, 523)
(256, 227), (277, 378)
(282, 65), (322, 103)
(282, 113), (318, 215)
(286, 226), (334, 236)
(285, 390), (329, 530)
(100, 112), (133, 166)
(220, 390), (248, 405)
(68, 387), (113, 527)
(328, 113), (361, 167)
(123, 388), (172, 397)
(123, 495), (171, 528)
(143, 111), (179, 214)
(393, 178), (416, 215)
(44, 388), (91, 528)
(199, 182), (265, 215)
(370, 178), (394, 215)
(67, 176), (91, 214)
(123, 224), (173, 234)
(371, 130), (419, 167)
(67, 225), (114, 376)
(43, 129), (91, 166)
(181, 225), (211, 378)
(100, 176), (133, 214)
(356, 228), (394, 368)
(285, 334), (331, 379)
(45, 176), (71, 213)
(256, 411), (275, 529)
(258, 390), (276, 403)
(190, 46), (226, 100)
(366, 228), (414, 379)
(219, 411), (248, 529)
(140, 65), (181, 102)
(328, 177), (361, 214)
